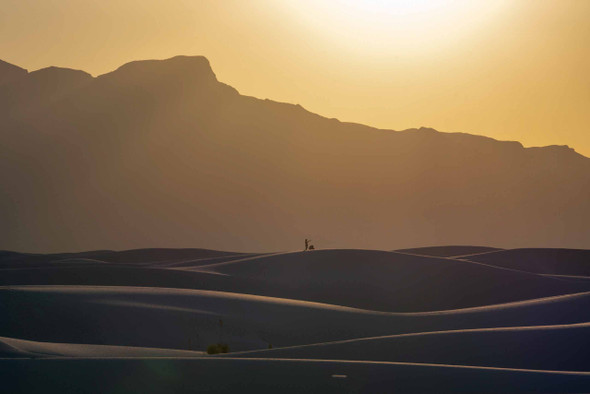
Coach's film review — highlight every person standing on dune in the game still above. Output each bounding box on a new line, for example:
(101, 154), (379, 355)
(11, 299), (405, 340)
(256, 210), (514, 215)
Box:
(305, 238), (310, 251)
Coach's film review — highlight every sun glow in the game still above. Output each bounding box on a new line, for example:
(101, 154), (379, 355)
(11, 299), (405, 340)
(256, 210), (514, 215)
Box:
(281, 0), (509, 56)
(339, 0), (453, 16)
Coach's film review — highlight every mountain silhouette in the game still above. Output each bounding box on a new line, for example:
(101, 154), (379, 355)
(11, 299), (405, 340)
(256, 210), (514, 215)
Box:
(1, 55), (588, 253)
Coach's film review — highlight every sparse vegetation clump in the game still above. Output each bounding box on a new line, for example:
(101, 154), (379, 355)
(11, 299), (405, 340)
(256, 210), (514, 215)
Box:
(206, 343), (229, 355)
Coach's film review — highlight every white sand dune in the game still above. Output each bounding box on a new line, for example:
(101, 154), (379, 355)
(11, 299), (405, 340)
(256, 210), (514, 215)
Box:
(3, 247), (590, 392)
(1, 285), (385, 352)
(3, 357), (590, 393)
(462, 248), (590, 276)
(3, 249), (589, 312)
(394, 245), (502, 258)
(233, 321), (590, 371)
(3, 285), (590, 354)
(0, 248), (248, 269)
(193, 249), (590, 311)
(0, 336), (204, 358)
(541, 273), (590, 282)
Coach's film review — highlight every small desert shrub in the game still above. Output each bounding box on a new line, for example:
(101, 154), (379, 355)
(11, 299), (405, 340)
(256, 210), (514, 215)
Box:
(206, 344), (218, 354)
(206, 343), (230, 355)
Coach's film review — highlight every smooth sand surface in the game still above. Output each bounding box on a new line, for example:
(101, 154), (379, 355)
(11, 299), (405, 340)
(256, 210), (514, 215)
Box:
(3, 285), (590, 353)
(195, 249), (590, 311)
(462, 248), (590, 276)
(4, 358), (590, 393)
(394, 245), (502, 257)
(233, 322), (590, 371)
(0, 336), (204, 358)
(3, 249), (589, 312)
(2, 247), (590, 392)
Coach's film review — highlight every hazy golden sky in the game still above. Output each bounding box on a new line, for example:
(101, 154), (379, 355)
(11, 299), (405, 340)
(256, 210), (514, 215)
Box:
(2, 0), (589, 156)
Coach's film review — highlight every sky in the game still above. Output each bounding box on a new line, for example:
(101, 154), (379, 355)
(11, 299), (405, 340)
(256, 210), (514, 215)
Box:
(2, 0), (589, 157)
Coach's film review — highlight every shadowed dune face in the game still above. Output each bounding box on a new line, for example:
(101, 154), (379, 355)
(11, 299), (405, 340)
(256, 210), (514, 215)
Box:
(395, 245), (503, 257)
(1, 55), (589, 253)
(0, 336), (205, 358)
(235, 323), (590, 372)
(197, 249), (590, 311)
(4, 358), (590, 394)
(0, 248), (252, 268)
(3, 247), (590, 392)
(2, 249), (589, 313)
(462, 248), (590, 276)
(3, 284), (590, 354)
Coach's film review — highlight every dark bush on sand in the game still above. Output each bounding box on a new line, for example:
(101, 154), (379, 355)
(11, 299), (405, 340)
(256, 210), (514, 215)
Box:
(206, 343), (229, 354)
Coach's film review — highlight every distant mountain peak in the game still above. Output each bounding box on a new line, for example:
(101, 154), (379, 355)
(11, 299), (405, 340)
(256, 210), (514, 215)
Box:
(29, 66), (92, 79)
(545, 144), (573, 151)
(527, 144), (588, 161)
(0, 59), (28, 85)
(98, 55), (217, 84)
(418, 126), (439, 133)
(1, 54), (589, 252)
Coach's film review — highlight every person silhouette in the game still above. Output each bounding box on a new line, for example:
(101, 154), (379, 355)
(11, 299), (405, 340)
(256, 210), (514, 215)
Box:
(305, 238), (310, 251)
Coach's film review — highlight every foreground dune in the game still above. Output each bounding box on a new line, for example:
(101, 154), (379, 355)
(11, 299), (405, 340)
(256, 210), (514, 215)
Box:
(234, 322), (590, 371)
(0, 336), (204, 358)
(3, 358), (590, 393)
(3, 285), (590, 353)
(3, 247), (590, 392)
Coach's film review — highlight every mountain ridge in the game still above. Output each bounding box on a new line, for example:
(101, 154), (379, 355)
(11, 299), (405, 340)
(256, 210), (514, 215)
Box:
(1, 56), (586, 159)
(1, 55), (588, 252)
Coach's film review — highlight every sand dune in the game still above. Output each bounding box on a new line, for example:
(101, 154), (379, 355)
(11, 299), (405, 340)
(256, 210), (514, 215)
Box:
(195, 249), (590, 311)
(0, 336), (204, 358)
(3, 357), (590, 393)
(3, 285), (590, 354)
(2, 250), (590, 314)
(3, 247), (590, 392)
(463, 248), (590, 276)
(234, 322), (590, 371)
(0, 248), (248, 269)
(395, 245), (502, 257)
(2, 285), (385, 352)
